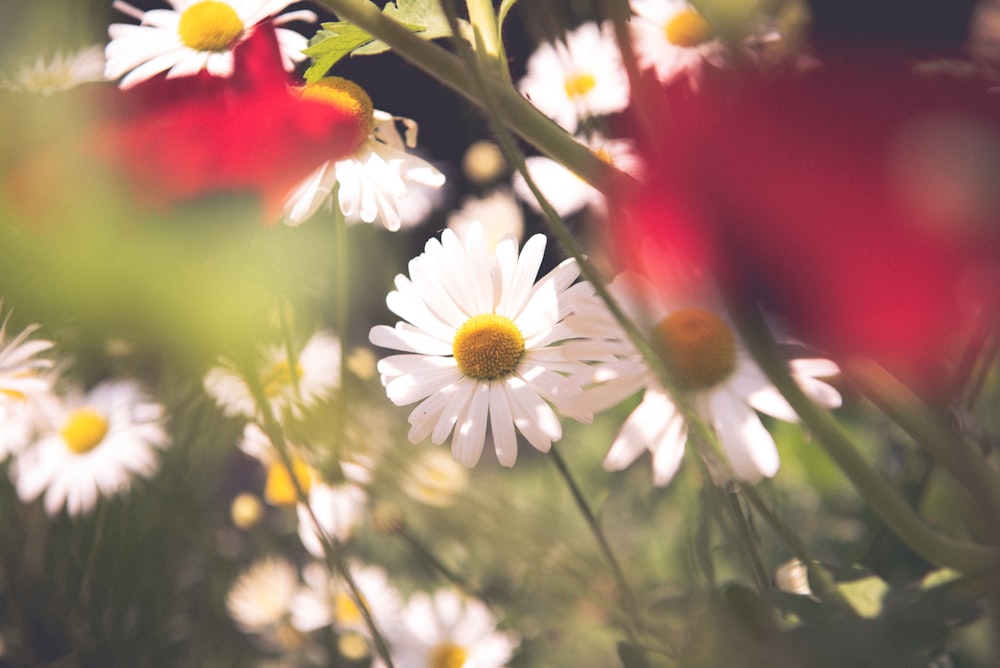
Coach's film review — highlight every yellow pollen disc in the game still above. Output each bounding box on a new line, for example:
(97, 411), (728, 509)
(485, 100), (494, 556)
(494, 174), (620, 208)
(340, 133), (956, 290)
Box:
(429, 642), (469, 668)
(178, 1), (244, 52)
(564, 72), (597, 99)
(61, 408), (110, 454)
(654, 308), (736, 391)
(664, 8), (714, 47)
(452, 314), (525, 380)
(260, 360), (304, 399)
(301, 77), (376, 152)
(264, 458), (313, 506)
(334, 592), (366, 626)
(0, 388), (27, 401)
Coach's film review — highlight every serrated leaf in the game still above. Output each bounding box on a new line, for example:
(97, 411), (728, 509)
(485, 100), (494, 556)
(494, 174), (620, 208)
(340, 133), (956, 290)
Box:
(383, 0), (452, 39)
(302, 22), (376, 82)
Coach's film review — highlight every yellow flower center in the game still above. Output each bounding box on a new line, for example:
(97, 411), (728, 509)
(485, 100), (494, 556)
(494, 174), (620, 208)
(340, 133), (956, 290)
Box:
(564, 72), (596, 99)
(334, 592), (366, 626)
(429, 642), (468, 668)
(664, 8), (714, 47)
(264, 457), (313, 506)
(261, 360), (304, 399)
(301, 77), (376, 153)
(653, 308), (736, 391)
(0, 388), (27, 401)
(178, 1), (245, 52)
(61, 408), (109, 454)
(452, 314), (525, 380)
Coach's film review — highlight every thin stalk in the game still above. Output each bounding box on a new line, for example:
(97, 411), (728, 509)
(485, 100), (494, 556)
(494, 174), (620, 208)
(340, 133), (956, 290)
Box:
(732, 300), (1000, 574)
(722, 487), (770, 592)
(549, 444), (642, 637)
(398, 527), (492, 607)
(332, 192), (350, 464)
(240, 360), (396, 668)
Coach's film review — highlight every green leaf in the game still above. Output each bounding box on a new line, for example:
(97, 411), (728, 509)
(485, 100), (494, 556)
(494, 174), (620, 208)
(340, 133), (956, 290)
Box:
(353, 0), (462, 55)
(303, 22), (377, 82)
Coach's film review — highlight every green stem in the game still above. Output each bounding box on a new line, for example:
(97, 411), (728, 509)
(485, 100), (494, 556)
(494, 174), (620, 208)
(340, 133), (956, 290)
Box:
(732, 301), (1000, 574)
(315, 0), (630, 193)
(398, 527), (492, 606)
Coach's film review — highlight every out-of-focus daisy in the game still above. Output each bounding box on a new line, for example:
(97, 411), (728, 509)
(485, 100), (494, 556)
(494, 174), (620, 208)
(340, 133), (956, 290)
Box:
(12, 380), (170, 517)
(204, 329), (341, 422)
(369, 223), (605, 468)
(105, 0), (316, 89)
(375, 588), (519, 668)
(0, 315), (54, 403)
(400, 448), (470, 507)
(280, 77), (445, 230)
(238, 422), (317, 506)
(2, 46), (106, 95)
(518, 21), (630, 132)
(447, 188), (524, 250)
(629, 0), (727, 87)
(297, 482), (368, 557)
(227, 556), (300, 635)
(291, 561), (401, 636)
(512, 134), (644, 217)
(565, 275), (841, 485)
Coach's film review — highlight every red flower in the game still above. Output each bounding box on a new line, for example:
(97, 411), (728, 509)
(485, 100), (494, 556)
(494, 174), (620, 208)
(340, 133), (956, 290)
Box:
(96, 22), (368, 216)
(613, 57), (1000, 398)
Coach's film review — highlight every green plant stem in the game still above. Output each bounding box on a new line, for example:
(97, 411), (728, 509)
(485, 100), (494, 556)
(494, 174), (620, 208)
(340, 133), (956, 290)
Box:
(240, 360), (396, 668)
(398, 527), (492, 606)
(549, 444), (642, 639)
(315, 0), (630, 193)
(732, 301), (1000, 574)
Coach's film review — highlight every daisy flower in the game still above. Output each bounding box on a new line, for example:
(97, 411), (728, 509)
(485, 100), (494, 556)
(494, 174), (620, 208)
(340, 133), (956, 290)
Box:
(447, 187), (525, 251)
(518, 21), (630, 132)
(400, 448), (470, 508)
(375, 588), (519, 668)
(227, 556), (300, 636)
(297, 481), (368, 558)
(204, 329), (341, 422)
(0, 315), (55, 402)
(512, 133), (644, 217)
(629, 0), (727, 87)
(290, 561), (402, 635)
(280, 77), (445, 230)
(1, 45), (106, 95)
(368, 223), (604, 468)
(565, 274), (842, 485)
(105, 0), (316, 89)
(12, 379), (170, 517)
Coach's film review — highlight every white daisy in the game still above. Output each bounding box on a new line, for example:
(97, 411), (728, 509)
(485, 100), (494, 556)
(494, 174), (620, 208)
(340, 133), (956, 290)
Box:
(1, 45), (106, 95)
(105, 0), (317, 89)
(512, 134), (644, 217)
(281, 78), (445, 231)
(375, 588), (519, 668)
(368, 223), (603, 468)
(297, 482), (368, 558)
(629, 0), (728, 87)
(400, 447), (470, 508)
(0, 314), (55, 402)
(204, 329), (341, 422)
(12, 379), (170, 517)
(565, 274), (842, 485)
(290, 561), (402, 635)
(227, 556), (300, 635)
(518, 21), (630, 133)
(447, 187), (524, 251)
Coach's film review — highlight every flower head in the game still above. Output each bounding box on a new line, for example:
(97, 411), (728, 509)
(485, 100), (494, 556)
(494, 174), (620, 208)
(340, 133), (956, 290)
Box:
(105, 0), (316, 89)
(518, 21), (630, 132)
(281, 78), (445, 230)
(204, 329), (341, 422)
(2, 46), (106, 95)
(227, 556), (300, 635)
(12, 379), (170, 516)
(291, 562), (402, 635)
(629, 0), (726, 87)
(566, 275), (841, 485)
(376, 589), (518, 668)
(369, 224), (604, 467)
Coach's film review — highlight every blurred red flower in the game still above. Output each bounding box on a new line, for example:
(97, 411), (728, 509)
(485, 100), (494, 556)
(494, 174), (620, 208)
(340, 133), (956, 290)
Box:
(613, 57), (1000, 398)
(96, 21), (366, 216)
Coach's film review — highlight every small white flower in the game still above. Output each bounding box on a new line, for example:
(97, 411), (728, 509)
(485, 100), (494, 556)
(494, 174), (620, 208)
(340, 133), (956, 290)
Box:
(565, 274), (842, 485)
(282, 110), (445, 231)
(447, 188), (524, 250)
(297, 482), (368, 558)
(227, 556), (300, 634)
(400, 448), (470, 508)
(291, 561), (401, 635)
(2, 46), (106, 95)
(12, 379), (170, 516)
(105, 0), (316, 89)
(629, 0), (728, 87)
(0, 314), (54, 402)
(204, 329), (341, 422)
(369, 223), (606, 468)
(375, 588), (519, 668)
(518, 21), (630, 132)
(512, 134), (644, 217)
